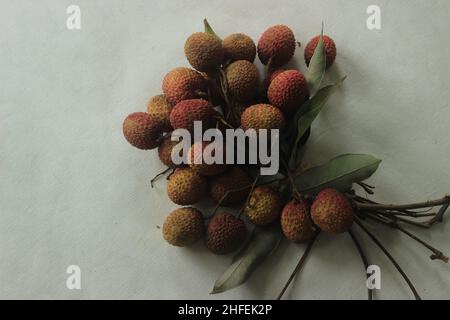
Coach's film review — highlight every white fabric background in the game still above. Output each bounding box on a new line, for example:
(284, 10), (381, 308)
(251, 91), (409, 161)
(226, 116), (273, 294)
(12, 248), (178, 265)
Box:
(1, 0), (449, 299)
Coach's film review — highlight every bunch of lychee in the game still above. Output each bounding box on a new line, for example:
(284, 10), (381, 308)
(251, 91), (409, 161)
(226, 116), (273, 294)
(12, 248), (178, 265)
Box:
(122, 21), (346, 256)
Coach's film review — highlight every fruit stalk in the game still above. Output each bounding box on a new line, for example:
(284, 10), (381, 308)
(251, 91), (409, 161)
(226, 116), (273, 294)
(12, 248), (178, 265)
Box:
(276, 229), (320, 300)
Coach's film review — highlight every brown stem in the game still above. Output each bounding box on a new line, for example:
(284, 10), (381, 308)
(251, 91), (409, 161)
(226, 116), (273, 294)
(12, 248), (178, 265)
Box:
(281, 158), (301, 199)
(348, 229), (373, 300)
(150, 167), (172, 188)
(425, 202), (450, 226)
(276, 230), (320, 300)
(354, 195), (450, 211)
(354, 217), (422, 300)
(363, 213), (449, 263)
(352, 195), (435, 215)
(357, 182), (375, 195)
(368, 209), (436, 218)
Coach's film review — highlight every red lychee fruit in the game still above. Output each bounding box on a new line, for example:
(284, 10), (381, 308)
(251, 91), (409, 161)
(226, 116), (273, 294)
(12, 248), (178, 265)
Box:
(304, 35), (337, 69)
(225, 60), (260, 102)
(310, 188), (354, 234)
(281, 199), (315, 242)
(158, 134), (182, 168)
(267, 70), (308, 114)
(209, 167), (252, 206)
(184, 32), (224, 72)
(240, 104), (286, 131)
(166, 167), (208, 205)
(206, 213), (246, 254)
(122, 112), (164, 150)
(147, 94), (173, 132)
(257, 25), (296, 68)
(169, 99), (217, 133)
(223, 33), (256, 63)
(162, 67), (207, 105)
(162, 207), (205, 247)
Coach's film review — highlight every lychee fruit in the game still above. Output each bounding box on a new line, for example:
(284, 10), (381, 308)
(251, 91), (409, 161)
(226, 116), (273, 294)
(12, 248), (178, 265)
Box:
(184, 32), (224, 72)
(268, 70), (308, 114)
(262, 68), (286, 93)
(310, 188), (354, 234)
(223, 33), (256, 62)
(170, 99), (217, 133)
(147, 94), (173, 132)
(244, 186), (283, 225)
(158, 134), (182, 168)
(163, 207), (205, 247)
(209, 167), (252, 206)
(162, 67), (207, 105)
(240, 104), (286, 131)
(304, 35), (337, 69)
(188, 141), (226, 176)
(206, 213), (246, 254)
(122, 112), (164, 150)
(281, 199), (315, 242)
(225, 60), (260, 102)
(257, 25), (296, 68)
(166, 168), (208, 205)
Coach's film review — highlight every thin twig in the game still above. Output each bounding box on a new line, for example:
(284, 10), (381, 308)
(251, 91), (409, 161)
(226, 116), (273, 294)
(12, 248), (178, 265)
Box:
(354, 195), (450, 211)
(348, 229), (373, 300)
(276, 230), (320, 300)
(357, 182), (374, 195)
(150, 167), (172, 188)
(281, 157), (301, 199)
(354, 217), (422, 300)
(425, 202), (450, 226)
(362, 213), (449, 263)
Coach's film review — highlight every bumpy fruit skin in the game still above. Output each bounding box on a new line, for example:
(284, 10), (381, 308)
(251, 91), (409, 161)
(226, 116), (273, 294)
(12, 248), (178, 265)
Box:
(206, 213), (246, 254)
(223, 33), (256, 62)
(209, 167), (251, 206)
(240, 104), (286, 131)
(188, 141), (226, 176)
(225, 60), (260, 102)
(166, 168), (207, 205)
(244, 186), (283, 225)
(184, 32), (224, 72)
(311, 188), (354, 234)
(268, 70), (308, 114)
(158, 135), (181, 168)
(257, 25), (296, 68)
(162, 67), (207, 105)
(304, 35), (336, 69)
(170, 99), (216, 133)
(281, 199), (314, 242)
(122, 112), (163, 150)
(262, 68), (286, 93)
(147, 94), (173, 131)
(163, 207), (205, 247)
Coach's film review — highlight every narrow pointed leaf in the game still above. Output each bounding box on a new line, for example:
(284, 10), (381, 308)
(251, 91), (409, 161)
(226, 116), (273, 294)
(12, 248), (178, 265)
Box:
(211, 226), (281, 294)
(296, 76), (346, 140)
(306, 31), (326, 95)
(294, 154), (381, 194)
(288, 76), (346, 168)
(203, 18), (221, 41)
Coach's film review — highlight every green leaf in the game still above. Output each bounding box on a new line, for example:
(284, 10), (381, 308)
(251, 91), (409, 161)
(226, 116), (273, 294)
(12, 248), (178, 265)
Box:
(211, 226), (281, 294)
(306, 29), (326, 95)
(288, 76), (346, 168)
(294, 154), (381, 194)
(203, 18), (221, 41)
